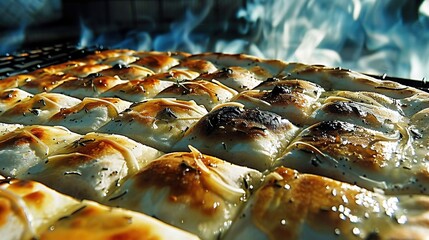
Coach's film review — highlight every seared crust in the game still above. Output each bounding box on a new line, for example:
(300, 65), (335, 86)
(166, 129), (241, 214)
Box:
(26, 132), (162, 202)
(20, 74), (77, 94)
(174, 104), (298, 170)
(233, 79), (324, 125)
(307, 100), (405, 132)
(48, 97), (131, 134)
(132, 54), (180, 73)
(98, 65), (154, 80)
(0, 93), (81, 125)
(41, 200), (200, 240)
(100, 78), (174, 102)
(199, 66), (268, 92)
(277, 120), (429, 194)
(3, 49), (429, 239)
(99, 99), (208, 152)
(65, 64), (111, 78)
(225, 167), (429, 240)
(0, 178), (200, 240)
(51, 75), (125, 98)
(155, 80), (237, 110)
(0, 179), (82, 240)
(172, 59), (217, 74)
(280, 64), (429, 98)
(0, 125), (81, 177)
(0, 88), (33, 114)
(107, 149), (261, 239)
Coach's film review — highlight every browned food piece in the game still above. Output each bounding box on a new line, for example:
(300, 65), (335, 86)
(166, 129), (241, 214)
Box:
(225, 166), (429, 240)
(48, 97), (131, 134)
(26, 132), (162, 202)
(174, 104), (298, 170)
(0, 125), (81, 177)
(100, 78), (174, 102)
(155, 80), (237, 110)
(233, 78), (324, 125)
(99, 98), (208, 152)
(132, 54), (180, 73)
(107, 148), (261, 240)
(0, 92), (81, 125)
(0, 88), (33, 114)
(51, 75), (125, 98)
(277, 120), (427, 194)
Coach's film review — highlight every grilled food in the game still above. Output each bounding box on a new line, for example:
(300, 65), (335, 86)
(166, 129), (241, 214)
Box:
(1, 49), (429, 239)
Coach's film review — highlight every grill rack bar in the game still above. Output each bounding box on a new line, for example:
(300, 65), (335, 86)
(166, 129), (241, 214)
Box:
(0, 44), (428, 92)
(0, 44), (102, 79)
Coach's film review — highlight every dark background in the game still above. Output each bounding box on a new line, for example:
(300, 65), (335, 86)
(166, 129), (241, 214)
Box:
(0, 0), (246, 51)
(0, 0), (428, 79)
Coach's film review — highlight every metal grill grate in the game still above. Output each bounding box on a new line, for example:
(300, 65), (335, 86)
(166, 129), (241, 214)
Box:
(0, 44), (101, 79)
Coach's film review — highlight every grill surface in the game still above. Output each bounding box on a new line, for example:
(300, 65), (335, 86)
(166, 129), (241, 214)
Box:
(0, 44), (428, 92)
(0, 44), (102, 78)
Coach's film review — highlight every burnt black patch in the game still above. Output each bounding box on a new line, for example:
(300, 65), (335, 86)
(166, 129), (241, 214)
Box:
(261, 85), (292, 102)
(312, 120), (356, 134)
(203, 106), (284, 135)
(271, 85), (292, 95)
(323, 101), (367, 117)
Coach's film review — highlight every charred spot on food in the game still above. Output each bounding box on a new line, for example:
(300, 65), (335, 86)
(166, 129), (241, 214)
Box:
(81, 78), (95, 88)
(326, 67), (353, 78)
(260, 85), (293, 103)
(311, 120), (356, 134)
(323, 101), (369, 118)
(156, 107), (178, 122)
(271, 85), (291, 95)
(202, 106), (284, 136)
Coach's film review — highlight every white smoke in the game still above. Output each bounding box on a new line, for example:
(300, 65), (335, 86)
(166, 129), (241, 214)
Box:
(79, 0), (429, 80)
(233, 0), (429, 80)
